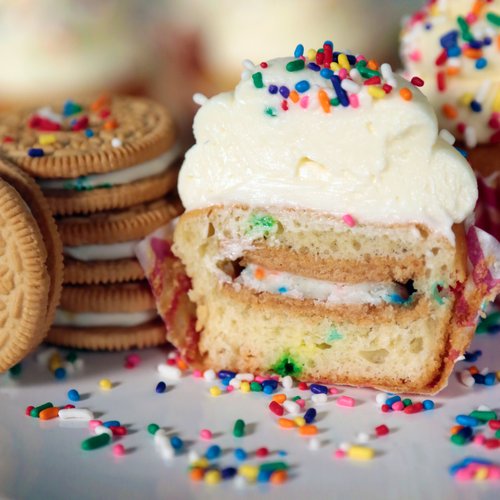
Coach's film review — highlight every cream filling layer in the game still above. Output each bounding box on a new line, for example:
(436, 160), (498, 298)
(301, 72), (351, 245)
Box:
(39, 147), (179, 190)
(54, 309), (157, 328)
(235, 264), (408, 305)
(64, 240), (140, 262)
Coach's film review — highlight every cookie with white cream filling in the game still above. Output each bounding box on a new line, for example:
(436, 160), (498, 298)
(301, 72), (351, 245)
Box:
(47, 282), (165, 351)
(0, 96), (180, 215)
(58, 196), (182, 284)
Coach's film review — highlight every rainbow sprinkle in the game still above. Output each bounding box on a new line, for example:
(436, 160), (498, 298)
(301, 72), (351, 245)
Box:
(402, 0), (500, 146)
(248, 41), (418, 118)
(450, 457), (500, 481)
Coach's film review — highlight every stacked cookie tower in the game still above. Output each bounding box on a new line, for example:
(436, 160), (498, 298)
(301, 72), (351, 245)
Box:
(0, 96), (181, 350)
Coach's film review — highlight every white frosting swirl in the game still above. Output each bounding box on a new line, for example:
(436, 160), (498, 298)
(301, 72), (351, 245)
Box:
(54, 309), (157, 328)
(63, 240), (140, 262)
(400, 0), (500, 145)
(178, 56), (477, 241)
(38, 148), (179, 190)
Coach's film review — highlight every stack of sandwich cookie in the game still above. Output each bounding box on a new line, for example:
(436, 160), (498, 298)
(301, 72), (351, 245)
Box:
(0, 159), (63, 371)
(47, 197), (182, 350)
(58, 196), (182, 285)
(0, 96), (181, 350)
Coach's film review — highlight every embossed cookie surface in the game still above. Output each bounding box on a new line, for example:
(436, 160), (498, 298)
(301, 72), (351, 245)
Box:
(0, 178), (50, 371)
(0, 159), (63, 332)
(63, 258), (145, 285)
(60, 282), (156, 313)
(57, 195), (182, 245)
(48, 282), (165, 351)
(47, 320), (166, 351)
(0, 97), (176, 178)
(58, 195), (182, 284)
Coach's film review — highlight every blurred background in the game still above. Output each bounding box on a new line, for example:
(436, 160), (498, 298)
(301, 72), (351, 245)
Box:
(0, 0), (425, 142)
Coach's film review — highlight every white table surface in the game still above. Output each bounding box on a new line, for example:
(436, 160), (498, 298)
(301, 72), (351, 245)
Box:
(1, 331), (499, 500)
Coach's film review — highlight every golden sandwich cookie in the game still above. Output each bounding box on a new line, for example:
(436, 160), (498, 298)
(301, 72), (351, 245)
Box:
(57, 196), (182, 285)
(47, 282), (166, 350)
(0, 174), (62, 371)
(0, 96), (179, 215)
(0, 159), (63, 333)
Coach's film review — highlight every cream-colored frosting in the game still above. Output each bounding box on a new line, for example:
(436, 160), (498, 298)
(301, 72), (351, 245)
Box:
(63, 240), (140, 262)
(179, 56), (477, 241)
(38, 148), (179, 190)
(236, 263), (408, 305)
(54, 309), (157, 328)
(400, 0), (500, 145)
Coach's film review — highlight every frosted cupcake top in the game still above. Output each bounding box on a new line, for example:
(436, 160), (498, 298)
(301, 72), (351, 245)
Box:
(400, 0), (500, 147)
(178, 41), (477, 241)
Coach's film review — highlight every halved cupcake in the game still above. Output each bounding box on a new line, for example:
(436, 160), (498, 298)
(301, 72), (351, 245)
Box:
(173, 41), (499, 394)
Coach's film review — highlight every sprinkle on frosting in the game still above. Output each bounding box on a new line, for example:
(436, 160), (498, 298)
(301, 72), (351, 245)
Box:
(401, 0), (500, 146)
(241, 41), (426, 118)
(179, 40), (478, 241)
(193, 93), (208, 106)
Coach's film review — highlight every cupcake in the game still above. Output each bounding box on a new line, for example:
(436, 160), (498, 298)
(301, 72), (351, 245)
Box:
(400, 0), (500, 239)
(172, 41), (499, 394)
